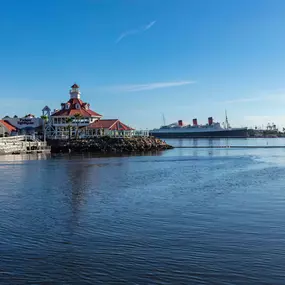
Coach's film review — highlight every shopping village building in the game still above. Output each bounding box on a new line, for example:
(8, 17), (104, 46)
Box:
(0, 84), (148, 138)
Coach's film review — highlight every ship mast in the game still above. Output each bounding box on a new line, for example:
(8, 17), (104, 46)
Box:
(162, 113), (166, 126)
(225, 110), (230, 129)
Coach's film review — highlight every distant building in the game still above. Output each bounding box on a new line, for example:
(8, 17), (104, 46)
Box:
(0, 120), (17, 137)
(1, 116), (42, 136)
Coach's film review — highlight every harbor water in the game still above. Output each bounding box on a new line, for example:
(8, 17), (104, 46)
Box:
(1, 138), (285, 284)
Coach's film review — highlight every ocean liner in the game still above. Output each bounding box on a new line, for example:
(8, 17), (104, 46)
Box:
(149, 116), (248, 138)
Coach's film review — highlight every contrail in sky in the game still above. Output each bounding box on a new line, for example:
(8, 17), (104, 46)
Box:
(116, 20), (156, 43)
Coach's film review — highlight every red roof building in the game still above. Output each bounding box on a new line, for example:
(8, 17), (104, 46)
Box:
(45, 83), (136, 139)
(52, 98), (102, 117)
(49, 84), (103, 138)
(88, 119), (134, 131)
(86, 119), (135, 137)
(52, 84), (102, 118)
(0, 120), (17, 136)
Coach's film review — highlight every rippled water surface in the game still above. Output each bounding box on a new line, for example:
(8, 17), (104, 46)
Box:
(1, 139), (285, 284)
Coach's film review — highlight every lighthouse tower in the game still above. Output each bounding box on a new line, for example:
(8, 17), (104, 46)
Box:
(49, 83), (102, 139)
(70, 83), (81, 99)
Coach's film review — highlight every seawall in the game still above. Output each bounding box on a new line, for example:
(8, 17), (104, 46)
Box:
(48, 136), (173, 154)
(0, 136), (50, 155)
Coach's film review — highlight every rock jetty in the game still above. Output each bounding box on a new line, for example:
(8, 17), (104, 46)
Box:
(48, 136), (173, 154)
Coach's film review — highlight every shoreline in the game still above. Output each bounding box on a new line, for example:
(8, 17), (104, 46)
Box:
(48, 136), (173, 154)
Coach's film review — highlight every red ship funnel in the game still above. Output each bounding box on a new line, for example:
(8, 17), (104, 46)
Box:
(193, 118), (198, 126)
(178, 120), (183, 126)
(208, 117), (213, 125)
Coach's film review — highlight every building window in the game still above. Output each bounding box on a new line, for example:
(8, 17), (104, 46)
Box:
(75, 103), (80, 109)
(65, 104), (69, 109)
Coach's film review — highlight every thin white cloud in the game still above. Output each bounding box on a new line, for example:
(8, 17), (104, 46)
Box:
(107, 80), (195, 93)
(143, 20), (156, 31)
(116, 20), (156, 43)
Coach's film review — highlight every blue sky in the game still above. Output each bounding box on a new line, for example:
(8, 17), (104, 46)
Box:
(1, 0), (285, 129)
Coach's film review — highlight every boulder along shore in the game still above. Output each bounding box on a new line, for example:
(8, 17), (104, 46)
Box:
(48, 136), (173, 154)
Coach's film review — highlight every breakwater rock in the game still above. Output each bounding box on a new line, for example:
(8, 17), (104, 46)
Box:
(48, 136), (173, 154)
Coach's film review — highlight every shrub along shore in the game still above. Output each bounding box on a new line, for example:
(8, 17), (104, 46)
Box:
(48, 136), (173, 154)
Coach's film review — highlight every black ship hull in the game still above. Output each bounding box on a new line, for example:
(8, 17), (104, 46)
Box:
(149, 129), (248, 138)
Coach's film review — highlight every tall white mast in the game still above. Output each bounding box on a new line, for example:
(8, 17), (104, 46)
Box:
(225, 110), (230, 129)
(162, 113), (166, 126)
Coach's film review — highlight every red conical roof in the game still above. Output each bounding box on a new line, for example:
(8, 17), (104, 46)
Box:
(51, 98), (102, 118)
(71, 83), (79, 88)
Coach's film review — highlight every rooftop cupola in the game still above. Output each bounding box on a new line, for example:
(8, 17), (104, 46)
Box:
(70, 83), (81, 99)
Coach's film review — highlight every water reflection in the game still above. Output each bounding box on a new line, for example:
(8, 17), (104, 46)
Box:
(66, 161), (91, 217)
(0, 153), (51, 163)
(166, 137), (285, 147)
(1, 142), (285, 283)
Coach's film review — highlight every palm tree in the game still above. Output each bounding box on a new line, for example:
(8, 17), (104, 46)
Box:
(40, 115), (48, 142)
(73, 113), (83, 139)
(66, 117), (73, 140)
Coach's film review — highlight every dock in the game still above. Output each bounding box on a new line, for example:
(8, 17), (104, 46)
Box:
(0, 135), (51, 155)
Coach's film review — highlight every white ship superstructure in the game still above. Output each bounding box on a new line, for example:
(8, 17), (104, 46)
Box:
(150, 117), (248, 138)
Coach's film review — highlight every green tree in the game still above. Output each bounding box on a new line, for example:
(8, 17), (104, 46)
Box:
(73, 113), (83, 139)
(66, 117), (73, 140)
(40, 115), (48, 141)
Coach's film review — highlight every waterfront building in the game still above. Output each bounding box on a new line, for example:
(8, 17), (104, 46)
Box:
(0, 120), (17, 137)
(0, 115), (42, 137)
(46, 84), (102, 138)
(1, 83), (146, 139)
(86, 119), (134, 137)
(45, 84), (138, 139)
